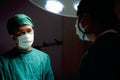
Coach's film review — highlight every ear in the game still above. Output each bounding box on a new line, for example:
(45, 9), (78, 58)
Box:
(10, 35), (16, 40)
(10, 35), (19, 45)
(80, 13), (92, 29)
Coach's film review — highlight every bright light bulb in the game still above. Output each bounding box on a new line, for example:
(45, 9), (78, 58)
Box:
(45, 0), (64, 14)
(73, 1), (80, 11)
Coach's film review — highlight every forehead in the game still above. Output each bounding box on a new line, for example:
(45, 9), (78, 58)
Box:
(17, 25), (33, 31)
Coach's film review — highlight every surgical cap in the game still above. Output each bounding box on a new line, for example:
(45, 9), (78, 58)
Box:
(7, 14), (34, 35)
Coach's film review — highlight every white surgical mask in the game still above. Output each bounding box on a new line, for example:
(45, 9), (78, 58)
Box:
(17, 32), (34, 49)
(75, 20), (89, 41)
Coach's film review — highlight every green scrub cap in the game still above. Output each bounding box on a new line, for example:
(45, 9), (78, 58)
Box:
(7, 14), (34, 35)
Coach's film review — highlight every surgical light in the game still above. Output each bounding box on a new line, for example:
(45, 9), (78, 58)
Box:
(29, 0), (81, 17)
(45, 0), (64, 14)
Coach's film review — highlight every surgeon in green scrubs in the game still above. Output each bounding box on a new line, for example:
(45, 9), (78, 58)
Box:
(0, 14), (54, 80)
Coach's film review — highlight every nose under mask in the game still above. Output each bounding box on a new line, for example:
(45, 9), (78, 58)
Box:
(17, 32), (34, 49)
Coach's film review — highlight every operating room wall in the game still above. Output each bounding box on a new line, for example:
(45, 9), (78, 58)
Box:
(0, 0), (88, 80)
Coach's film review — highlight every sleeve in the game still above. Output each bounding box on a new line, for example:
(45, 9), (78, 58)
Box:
(78, 51), (90, 80)
(43, 54), (54, 80)
(0, 57), (5, 80)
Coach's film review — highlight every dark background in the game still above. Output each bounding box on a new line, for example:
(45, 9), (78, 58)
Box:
(0, 0), (91, 80)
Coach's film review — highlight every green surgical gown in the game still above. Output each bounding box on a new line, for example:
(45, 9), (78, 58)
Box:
(0, 48), (54, 80)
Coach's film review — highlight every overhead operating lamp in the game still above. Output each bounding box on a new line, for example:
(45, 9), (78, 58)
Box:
(29, 0), (80, 17)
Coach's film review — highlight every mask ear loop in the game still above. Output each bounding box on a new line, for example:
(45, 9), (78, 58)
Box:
(77, 20), (86, 41)
(77, 20), (91, 55)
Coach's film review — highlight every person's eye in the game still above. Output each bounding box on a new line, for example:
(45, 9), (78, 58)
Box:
(16, 32), (26, 36)
(21, 32), (26, 35)
(27, 31), (32, 33)
(27, 29), (33, 33)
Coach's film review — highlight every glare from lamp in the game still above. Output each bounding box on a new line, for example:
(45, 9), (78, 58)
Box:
(73, 1), (80, 11)
(44, 0), (64, 14)
(28, 0), (81, 17)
